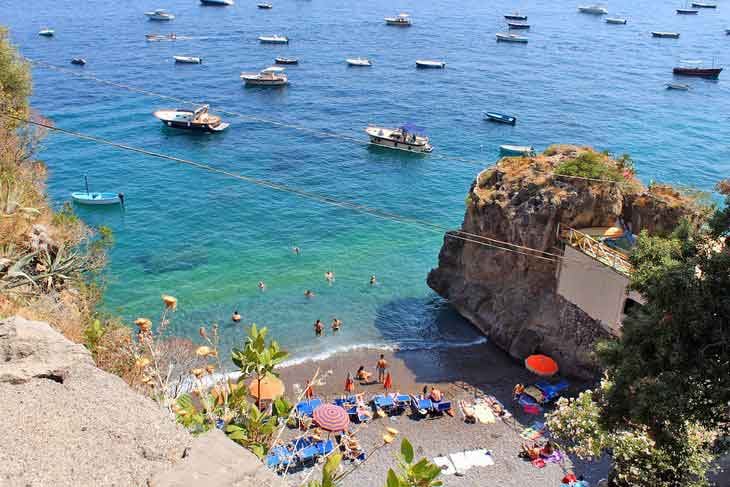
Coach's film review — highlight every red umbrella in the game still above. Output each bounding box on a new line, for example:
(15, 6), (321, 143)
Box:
(383, 371), (393, 390)
(525, 354), (559, 377)
(313, 404), (350, 432)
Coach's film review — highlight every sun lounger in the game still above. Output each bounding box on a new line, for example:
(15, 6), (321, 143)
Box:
(315, 439), (335, 456)
(534, 379), (570, 402)
(372, 394), (396, 413)
(433, 456), (456, 475)
(523, 386), (545, 403)
(295, 398), (323, 417)
(432, 400), (452, 414)
(409, 395), (433, 417)
(265, 445), (294, 470)
(297, 444), (320, 464)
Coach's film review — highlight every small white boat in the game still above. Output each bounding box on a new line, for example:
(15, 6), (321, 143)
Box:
(146, 33), (184, 42)
(275, 56), (299, 64)
(676, 8), (699, 14)
(365, 125), (432, 153)
(415, 60), (446, 69)
(240, 66), (289, 86)
(691, 1), (716, 7)
(258, 3), (273, 8)
(504, 12), (528, 20)
(652, 31), (680, 38)
(499, 144), (535, 156)
(72, 192), (122, 206)
(385, 13), (412, 26)
(666, 82), (690, 90)
(200, 0), (234, 5)
(153, 105), (229, 132)
(174, 56), (202, 64)
(38, 28), (54, 37)
(606, 17), (627, 24)
(258, 35), (288, 44)
(346, 57), (372, 66)
(507, 22), (530, 29)
(145, 9), (175, 20)
(496, 32), (528, 43)
(71, 58), (86, 66)
(578, 5), (608, 14)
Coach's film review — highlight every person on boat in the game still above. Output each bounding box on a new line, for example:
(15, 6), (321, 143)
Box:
(258, 281), (266, 291)
(429, 386), (443, 402)
(376, 354), (388, 383)
(355, 366), (372, 382)
(331, 318), (341, 332)
(369, 275), (377, 285)
(231, 310), (241, 322)
(314, 319), (324, 336)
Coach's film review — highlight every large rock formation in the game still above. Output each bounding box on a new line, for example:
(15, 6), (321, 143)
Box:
(427, 145), (699, 377)
(0, 316), (282, 487)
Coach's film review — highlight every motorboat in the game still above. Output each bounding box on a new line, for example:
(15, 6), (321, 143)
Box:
(240, 66), (289, 86)
(385, 13), (412, 26)
(578, 5), (608, 14)
(673, 60), (722, 79)
(484, 112), (517, 125)
(153, 105), (229, 131)
(726, 29), (730, 35)
(606, 17), (627, 24)
(496, 32), (528, 43)
(200, 0), (234, 5)
(504, 12), (528, 20)
(275, 56), (299, 64)
(258, 3), (273, 8)
(146, 33), (181, 41)
(72, 192), (122, 206)
(507, 22), (530, 29)
(38, 28), (54, 37)
(652, 31), (680, 38)
(145, 9), (175, 20)
(666, 82), (690, 90)
(676, 8), (699, 14)
(346, 57), (372, 66)
(71, 58), (87, 66)
(499, 144), (535, 156)
(258, 35), (289, 43)
(174, 56), (202, 64)
(416, 60), (446, 68)
(365, 125), (432, 153)
(691, 2), (716, 6)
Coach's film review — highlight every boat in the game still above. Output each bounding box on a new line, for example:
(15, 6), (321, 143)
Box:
(200, 0), (234, 5)
(504, 12), (528, 20)
(38, 28), (54, 37)
(606, 17), (627, 24)
(652, 31), (680, 38)
(275, 56), (299, 64)
(496, 32), (528, 43)
(666, 82), (690, 90)
(499, 144), (535, 156)
(415, 60), (446, 69)
(240, 66), (288, 86)
(676, 8), (699, 14)
(174, 56), (202, 64)
(726, 29), (730, 35)
(71, 177), (122, 206)
(145, 9), (175, 20)
(346, 57), (372, 66)
(153, 105), (229, 131)
(507, 22), (530, 29)
(672, 60), (722, 79)
(578, 5), (608, 14)
(258, 35), (289, 43)
(484, 112), (517, 125)
(691, 1), (716, 6)
(385, 13), (412, 26)
(70, 58), (86, 66)
(146, 33), (181, 42)
(257, 3), (273, 8)
(365, 125), (432, 153)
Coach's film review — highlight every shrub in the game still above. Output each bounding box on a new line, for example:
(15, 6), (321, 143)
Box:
(555, 151), (624, 182)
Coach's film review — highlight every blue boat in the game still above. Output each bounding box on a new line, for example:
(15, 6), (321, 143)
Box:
(485, 112), (517, 125)
(71, 177), (123, 205)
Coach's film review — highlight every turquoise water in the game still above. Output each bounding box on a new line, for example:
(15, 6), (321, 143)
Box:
(4, 0), (729, 360)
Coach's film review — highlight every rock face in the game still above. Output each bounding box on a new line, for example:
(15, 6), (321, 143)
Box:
(427, 146), (699, 377)
(0, 316), (281, 487)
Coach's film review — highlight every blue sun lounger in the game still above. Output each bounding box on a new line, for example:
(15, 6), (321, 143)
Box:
(410, 395), (434, 417)
(432, 400), (452, 414)
(534, 379), (570, 402)
(296, 398), (323, 417)
(266, 445), (294, 471)
(372, 394), (396, 414)
(297, 439), (335, 465)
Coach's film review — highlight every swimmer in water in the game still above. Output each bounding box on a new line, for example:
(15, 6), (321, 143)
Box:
(293, 246), (301, 255)
(258, 281), (266, 291)
(314, 319), (324, 336)
(325, 271), (335, 283)
(369, 275), (377, 285)
(232, 310), (241, 322)
(304, 289), (315, 298)
(331, 318), (341, 332)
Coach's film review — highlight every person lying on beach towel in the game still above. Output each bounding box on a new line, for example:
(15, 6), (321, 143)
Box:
(519, 442), (542, 461)
(458, 400), (476, 423)
(355, 366), (374, 383)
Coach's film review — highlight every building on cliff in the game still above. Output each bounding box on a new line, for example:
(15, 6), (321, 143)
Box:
(427, 145), (701, 378)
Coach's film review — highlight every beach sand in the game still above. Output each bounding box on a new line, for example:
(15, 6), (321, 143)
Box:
(273, 341), (610, 486)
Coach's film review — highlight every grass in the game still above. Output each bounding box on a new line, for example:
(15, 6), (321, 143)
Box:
(555, 150), (625, 182)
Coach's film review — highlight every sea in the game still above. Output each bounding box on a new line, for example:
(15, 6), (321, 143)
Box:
(3, 0), (729, 365)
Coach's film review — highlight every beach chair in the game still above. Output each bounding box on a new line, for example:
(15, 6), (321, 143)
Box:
(432, 400), (452, 415)
(315, 439), (335, 456)
(534, 379), (570, 402)
(393, 394), (410, 413)
(265, 445), (294, 471)
(295, 398), (323, 418)
(296, 444), (320, 465)
(410, 395), (434, 418)
(372, 394), (396, 415)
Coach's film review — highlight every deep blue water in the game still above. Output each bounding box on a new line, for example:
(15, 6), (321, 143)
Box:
(3, 0), (729, 360)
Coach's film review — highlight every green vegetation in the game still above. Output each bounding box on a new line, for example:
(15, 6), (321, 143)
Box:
(554, 150), (625, 182)
(386, 438), (443, 487)
(231, 323), (288, 409)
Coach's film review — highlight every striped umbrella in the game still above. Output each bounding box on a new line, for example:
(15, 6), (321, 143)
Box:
(525, 354), (559, 377)
(312, 404), (350, 432)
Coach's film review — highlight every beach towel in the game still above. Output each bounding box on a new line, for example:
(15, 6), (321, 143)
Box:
(449, 451), (472, 474)
(541, 450), (564, 464)
(473, 403), (496, 424)
(520, 422), (546, 440)
(463, 449), (495, 467)
(524, 385), (545, 403)
(433, 456), (456, 475)
(531, 458), (546, 469)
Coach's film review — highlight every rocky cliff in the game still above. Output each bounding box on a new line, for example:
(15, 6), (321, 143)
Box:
(427, 145), (700, 378)
(0, 316), (282, 487)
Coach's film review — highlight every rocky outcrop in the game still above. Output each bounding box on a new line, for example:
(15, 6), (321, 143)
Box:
(427, 146), (700, 377)
(0, 316), (282, 487)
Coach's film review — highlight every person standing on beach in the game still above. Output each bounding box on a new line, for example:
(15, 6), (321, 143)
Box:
(314, 319), (324, 336)
(376, 354), (388, 383)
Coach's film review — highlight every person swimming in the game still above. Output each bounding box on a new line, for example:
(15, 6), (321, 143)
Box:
(304, 289), (315, 298)
(258, 281), (266, 291)
(331, 318), (341, 332)
(314, 319), (324, 336)
(231, 310), (241, 322)
(369, 275), (377, 285)
(325, 271), (335, 283)
(293, 246), (301, 255)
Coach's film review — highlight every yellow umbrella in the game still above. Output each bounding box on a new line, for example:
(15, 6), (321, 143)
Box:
(248, 374), (285, 400)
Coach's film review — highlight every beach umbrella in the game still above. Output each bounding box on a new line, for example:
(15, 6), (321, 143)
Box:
(248, 374), (285, 400)
(525, 354), (559, 377)
(312, 404), (350, 432)
(383, 372), (393, 390)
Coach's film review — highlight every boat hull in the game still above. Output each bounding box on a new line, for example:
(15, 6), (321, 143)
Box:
(158, 120), (229, 131)
(71, 192), (121, 205)
(673, 67), (722, 79)
(652, 32), (680, 38)
(676, 9), (698, 14)
(507, 22), (530, 29)
(606, 18), (627, 24)
(691, 2), (716, 6)
(367, 136), (432, 153)
(496, 34), (528, 43)
(485, 113), (516, 125)
(504, 15), (527, 20)
(416, 61), (445, 68)
(499, 145), (535, 156)
(200, 0), (233, 5)
(259, 38), (288, 44)
(275, 58), (299, 64)
(174, 57), (202, 64)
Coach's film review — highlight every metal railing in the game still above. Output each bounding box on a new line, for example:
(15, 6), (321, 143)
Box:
(560, 226), (633, 276)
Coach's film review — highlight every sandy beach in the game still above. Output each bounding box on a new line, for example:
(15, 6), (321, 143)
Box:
(274, 341), (610, 486)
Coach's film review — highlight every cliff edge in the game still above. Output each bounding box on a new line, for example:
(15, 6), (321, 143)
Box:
(427, 145), (700, 377)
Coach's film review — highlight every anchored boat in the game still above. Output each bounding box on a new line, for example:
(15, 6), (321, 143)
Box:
(385, 13), (412, 26)
(578, 5), (608, 14)
(174, 56), (202, 64)
(507, 22), (530, 29)
(500, 144), (535, 156)
(71, 58), (86, 66)
(673, 60), (722, 79)
(259, 35), (288, 43)
(200, 0), (234, 5)
(72, 177), (123, 206)
(496, 32), (528, 43)
(145, 9), (175, 20)
(652, 31), (680, 38)
(38, 28), (54, 37)
(666, 82), (690, 90)
(365, 124), (432, 153)
(258, 3), (273, 8)
(275, 56), (298, 65)
(676, 8), (699, 14)
(346, 57), (372, 66)
(240, 66), (288, 86)
(484, 112), (517, 125)
(146, 33), (184, 42)
(691, 1), (716, 7)
(416, 60), (446, 69)
(504, 12), (528, 20)
(606, 17), (627, 24)
(153, 105), (229, 131)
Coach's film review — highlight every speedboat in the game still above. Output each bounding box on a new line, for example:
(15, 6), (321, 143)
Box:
(258, 3), (273, 8)
(174, 56), (202, 64)
(145, 33), (181, 41)
(385, 13), (412, 26)
(71, 58), (86, 66)
(258, 35), (288, 43)
(666, 82), (690, 90)
(38, 28), (54, 37)
(346, 57), (372, 66)
(71, 192), (122, 206)
(496, 32), (528, 43)
(145, 9), (175, 20)
(365, 125), (432, 153)
(606, 17), (627, 24)
(240, 66), (288, 86)
(652, 31), (680, 38)
(484, 112), (517, 125)
(676, 8), (699, 14)
(200, 0), (234, 5)
(691, 1), (716, 6)
(673, 60), (722, 79)
(578, 5), (608, 14)
(153, 105), (229, 131)
(504, 12), (528, 20)
(507, 22), (530, 29)
(275, 56), (298, 64)
(415, 60), (445, 68)
(499, 144), (535, 156)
